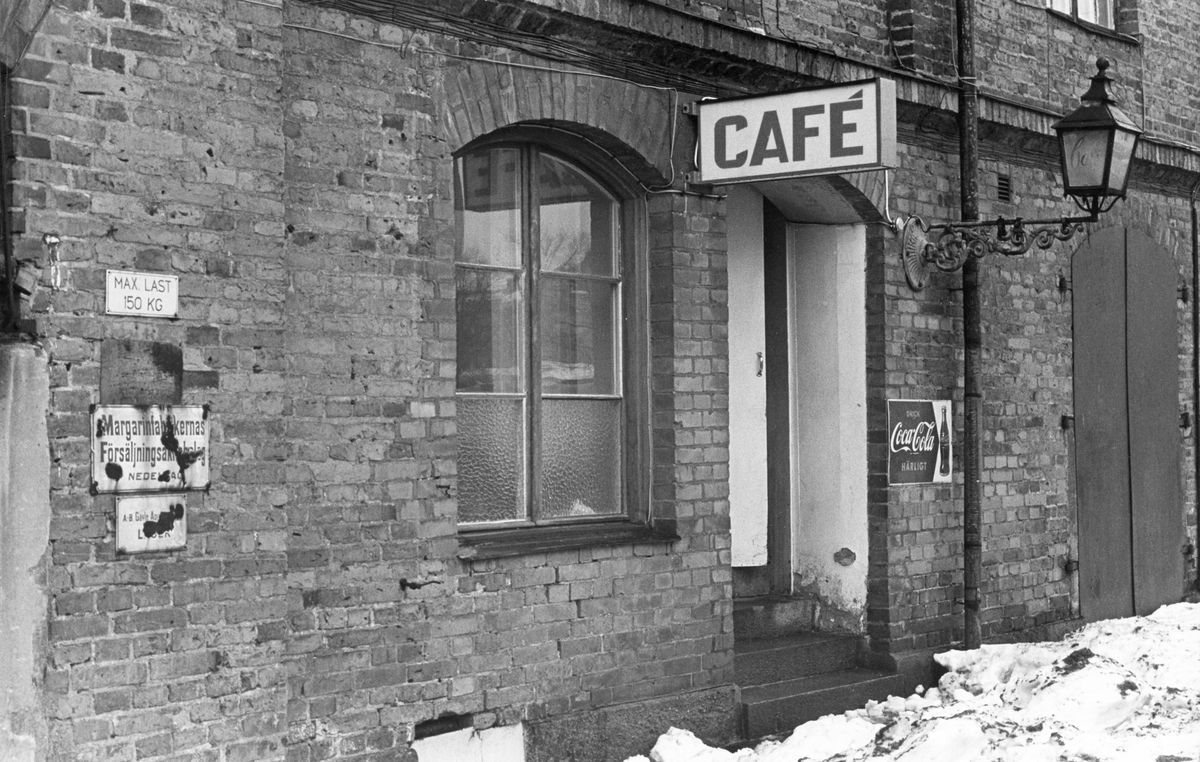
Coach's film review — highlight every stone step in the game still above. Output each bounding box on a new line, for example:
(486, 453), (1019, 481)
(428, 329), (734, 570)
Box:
(734, 632), (860, 686)
(739, 668), (924, 740)
(732, 594), (819, 640)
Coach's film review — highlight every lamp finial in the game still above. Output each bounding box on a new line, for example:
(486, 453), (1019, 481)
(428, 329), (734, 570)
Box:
(1081, 58), (1116, 104)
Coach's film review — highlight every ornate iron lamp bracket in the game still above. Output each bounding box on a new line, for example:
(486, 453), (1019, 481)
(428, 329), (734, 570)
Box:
(897, 214), (1094, 291)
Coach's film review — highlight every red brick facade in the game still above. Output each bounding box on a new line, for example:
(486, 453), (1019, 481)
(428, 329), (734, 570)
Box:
(1, 0), (1197, 760)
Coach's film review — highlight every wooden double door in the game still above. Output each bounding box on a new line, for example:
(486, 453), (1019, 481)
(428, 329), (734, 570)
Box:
(1073, 227), (1184, 620)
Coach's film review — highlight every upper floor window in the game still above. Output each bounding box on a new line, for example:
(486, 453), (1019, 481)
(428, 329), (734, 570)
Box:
(454, 141), (631, 528)
(1049, 0), (1114, 28)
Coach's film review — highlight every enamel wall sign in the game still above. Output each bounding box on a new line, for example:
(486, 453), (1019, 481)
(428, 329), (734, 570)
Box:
(116, 494), (187, 554)
(888, 399), (953, 485)
(91, 405), (209, 493)
(106, 269), (179, 318)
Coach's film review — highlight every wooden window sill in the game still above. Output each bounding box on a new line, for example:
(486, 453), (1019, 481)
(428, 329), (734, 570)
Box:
(457, 522), (680, 561)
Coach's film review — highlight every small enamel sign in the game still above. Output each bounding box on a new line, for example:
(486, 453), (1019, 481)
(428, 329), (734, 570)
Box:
(888, 399), (953, 485)
(116, 494), (187, 554)
(106, 269), (179, 318)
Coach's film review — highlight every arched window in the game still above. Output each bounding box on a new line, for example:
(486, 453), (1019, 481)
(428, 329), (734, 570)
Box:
(454, 139), (638, 527)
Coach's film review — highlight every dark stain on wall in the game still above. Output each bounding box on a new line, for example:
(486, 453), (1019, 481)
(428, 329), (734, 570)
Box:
(142, 501), (184, 538)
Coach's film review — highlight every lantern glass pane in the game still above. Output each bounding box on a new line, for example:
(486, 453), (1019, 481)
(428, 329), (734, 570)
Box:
(1107, 129), (1138, 194)
(1061, 129), (1112, 192)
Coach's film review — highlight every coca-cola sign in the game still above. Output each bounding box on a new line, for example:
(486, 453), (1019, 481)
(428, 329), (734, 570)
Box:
(887, 399), (952, 485)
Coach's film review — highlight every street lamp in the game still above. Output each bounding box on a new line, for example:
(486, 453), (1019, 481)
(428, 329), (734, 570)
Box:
(898, 58), (1142, 290)
(1054, 58), (1142, 217)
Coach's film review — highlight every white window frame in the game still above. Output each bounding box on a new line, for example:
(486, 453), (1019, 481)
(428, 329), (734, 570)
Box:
(1048, 0), (1115, 29)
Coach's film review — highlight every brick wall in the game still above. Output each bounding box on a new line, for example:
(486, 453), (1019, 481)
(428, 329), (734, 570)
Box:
(5, 0), (1200, 758)
(877, 130), (1198, 650)
(855, 0), (1200, 652)
(973, 0), (1200, 156)
(277, 9), (736, 759)
(10, 0), (291, 759)
(641, 0), (764, 30)
(503, 0), (1200, 157)
(279, 9), (457, 760)
(647, 191), (735, 663)
(8, 1), (738, 759)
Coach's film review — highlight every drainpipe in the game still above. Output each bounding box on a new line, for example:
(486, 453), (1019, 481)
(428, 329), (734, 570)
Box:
(956, 0), (984, 650)
(1192, 179), (1200, 591)
(0, 63), (16, 334)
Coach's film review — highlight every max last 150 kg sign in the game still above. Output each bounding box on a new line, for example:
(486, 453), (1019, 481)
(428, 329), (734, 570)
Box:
(106, 269), (179, 318)
(91, 405), (209, 493)
(888, 399), (952, 485)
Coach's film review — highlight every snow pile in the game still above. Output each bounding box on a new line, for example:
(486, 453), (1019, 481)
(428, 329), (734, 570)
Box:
(623, 602), (1200, 762)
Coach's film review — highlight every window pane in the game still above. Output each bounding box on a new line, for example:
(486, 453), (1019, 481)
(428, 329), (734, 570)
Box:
(1047, 0), (1071, 12)
(458, 397), (526, 523)
(538, 153), (618, 276)
(456, 148), (522, 267)
(540, 276), (618, 396)
(540, 399), (621, 519)
(456, 268), (524, 394)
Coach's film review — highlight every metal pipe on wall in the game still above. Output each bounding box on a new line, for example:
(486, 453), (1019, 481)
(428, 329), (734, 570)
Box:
(0, 63), (16, 334)
(956, 0), (984, 649)
(1192, 180), (1200, 592)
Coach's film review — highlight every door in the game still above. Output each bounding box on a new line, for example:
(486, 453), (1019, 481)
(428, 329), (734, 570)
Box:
(728, 189), (792, 595)
(1073, 227), (1184, 620)
(728, 186), (769, 568)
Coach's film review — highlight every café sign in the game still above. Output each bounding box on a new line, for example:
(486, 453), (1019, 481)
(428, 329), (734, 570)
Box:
(888, 399), (952, 485)
(691, 78), (897, 184)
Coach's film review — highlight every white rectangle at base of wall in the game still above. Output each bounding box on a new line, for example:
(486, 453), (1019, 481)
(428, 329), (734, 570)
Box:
(411, 724), (524, 762)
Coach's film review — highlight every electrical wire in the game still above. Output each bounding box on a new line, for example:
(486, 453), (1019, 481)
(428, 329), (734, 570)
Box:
(282, 21), (684, 192)
(284, 2), (1200, 185)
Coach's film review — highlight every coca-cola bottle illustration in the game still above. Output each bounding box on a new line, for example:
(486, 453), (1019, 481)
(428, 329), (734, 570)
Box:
(938, 406), (950, 476)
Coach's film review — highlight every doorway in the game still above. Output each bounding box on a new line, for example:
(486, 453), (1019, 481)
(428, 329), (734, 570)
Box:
(1073, 226), (1184, 620)
(727, 185), (869, 630)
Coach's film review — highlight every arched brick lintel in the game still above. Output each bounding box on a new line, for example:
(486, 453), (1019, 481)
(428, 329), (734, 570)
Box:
(1066, 193), (1190, 269)
(442, 61), (675, 189)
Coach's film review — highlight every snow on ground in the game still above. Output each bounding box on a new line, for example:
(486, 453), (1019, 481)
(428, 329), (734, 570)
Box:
(624, 602), (1200, 762)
